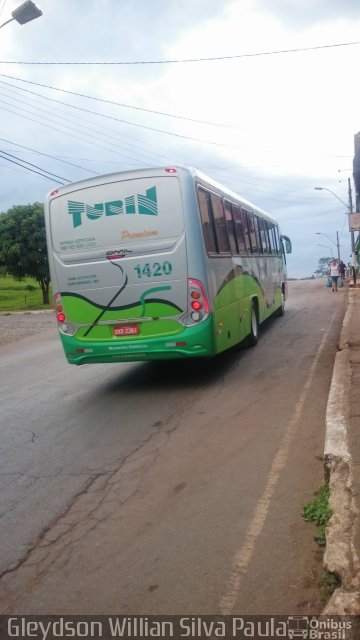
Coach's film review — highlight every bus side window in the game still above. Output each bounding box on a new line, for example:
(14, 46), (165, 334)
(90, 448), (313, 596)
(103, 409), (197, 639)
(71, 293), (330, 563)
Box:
(274, 226), (281, 253)
(247, 212), (259, 253)
(232, 205), (245, 253)
(224, 200), (238, 254)
(198, 187), (217, 253)
(210, 193), (230, 254)
(254, 215), (262, 253)
(256, 217), (264, 253)
(241, 209), (252, 252)
(267, 223), (276, 253)
(259, 218), (269, 254)
(264, 220), (271, 253)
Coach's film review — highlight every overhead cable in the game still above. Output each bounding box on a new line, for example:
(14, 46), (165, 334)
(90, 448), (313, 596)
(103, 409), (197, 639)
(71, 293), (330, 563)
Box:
(0, 152), (69, 184)
(0, 74), (232, 128)
(0, 93), (239, 149)
(0, 40), (359, 64)
(0, 84), (171, 165)
(0, 137), (97, 175)
(0, 97), (174, 166)
(0, 150), (71, 182)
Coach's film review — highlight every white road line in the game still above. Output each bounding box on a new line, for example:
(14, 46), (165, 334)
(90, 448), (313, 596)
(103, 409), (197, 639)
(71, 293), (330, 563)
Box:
(219, 309), (337, 614)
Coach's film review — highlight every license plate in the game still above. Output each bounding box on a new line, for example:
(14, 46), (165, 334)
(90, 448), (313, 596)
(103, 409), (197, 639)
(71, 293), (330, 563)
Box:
(113, 324), (139, 336)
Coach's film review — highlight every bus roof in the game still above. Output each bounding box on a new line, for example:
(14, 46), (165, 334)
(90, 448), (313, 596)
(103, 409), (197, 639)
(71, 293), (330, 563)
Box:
(187, 167), (278, 224)
(45, 165), (278, 225)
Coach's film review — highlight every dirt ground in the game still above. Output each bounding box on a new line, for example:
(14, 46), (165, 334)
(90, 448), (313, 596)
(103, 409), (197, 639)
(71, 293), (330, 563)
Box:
(0, 310), (56, 346)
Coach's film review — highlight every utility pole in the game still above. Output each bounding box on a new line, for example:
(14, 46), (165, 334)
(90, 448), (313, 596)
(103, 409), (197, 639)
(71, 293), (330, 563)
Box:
(348, 177), (357, 284)
(349, 177), (355, 251)
(336, 230), (340, 262)
(354, 132), (360, 212)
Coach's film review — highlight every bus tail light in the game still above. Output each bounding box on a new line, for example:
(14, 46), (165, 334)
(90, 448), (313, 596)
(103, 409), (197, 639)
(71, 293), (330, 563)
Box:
(183, 279), (210, 325)
(53, 293), (76, 335)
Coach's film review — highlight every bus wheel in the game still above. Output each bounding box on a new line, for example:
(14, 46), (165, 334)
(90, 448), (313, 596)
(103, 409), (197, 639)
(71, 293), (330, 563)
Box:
(247, 301), (259, 347)
(275, 292), (285, 317)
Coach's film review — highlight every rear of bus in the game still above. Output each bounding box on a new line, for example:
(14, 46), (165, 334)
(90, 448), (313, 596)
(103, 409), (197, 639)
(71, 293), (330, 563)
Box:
(44, 167), (212, 364)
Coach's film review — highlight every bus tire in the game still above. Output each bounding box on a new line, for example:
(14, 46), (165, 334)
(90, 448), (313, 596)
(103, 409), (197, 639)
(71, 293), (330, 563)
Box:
(275, 292), (285, 317)
(247, 301), (259, 347)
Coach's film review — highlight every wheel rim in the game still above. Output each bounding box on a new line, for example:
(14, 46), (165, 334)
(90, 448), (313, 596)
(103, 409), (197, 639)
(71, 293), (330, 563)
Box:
(251, 307), (258, 336)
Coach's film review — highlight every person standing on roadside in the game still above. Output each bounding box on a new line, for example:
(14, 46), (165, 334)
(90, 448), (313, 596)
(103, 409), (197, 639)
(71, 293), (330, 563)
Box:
(339, 260), (346, 280)
(329, 259), (340, 292)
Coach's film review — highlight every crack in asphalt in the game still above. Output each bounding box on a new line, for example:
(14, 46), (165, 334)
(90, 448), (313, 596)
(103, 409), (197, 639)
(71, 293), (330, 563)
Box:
(0, 397), (196, 611)
(0, 431), (39, 456)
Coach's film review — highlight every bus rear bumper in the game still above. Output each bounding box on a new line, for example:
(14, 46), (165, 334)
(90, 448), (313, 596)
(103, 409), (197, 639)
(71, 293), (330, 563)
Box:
(60, 319), (214, 364)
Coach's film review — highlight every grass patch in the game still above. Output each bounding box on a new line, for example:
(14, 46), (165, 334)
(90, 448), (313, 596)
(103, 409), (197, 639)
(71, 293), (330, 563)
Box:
(301, 483), (332, 547)
(320, 570), (341, 600)
(0, 275), (51, 311)
(302, 485), (339, 602)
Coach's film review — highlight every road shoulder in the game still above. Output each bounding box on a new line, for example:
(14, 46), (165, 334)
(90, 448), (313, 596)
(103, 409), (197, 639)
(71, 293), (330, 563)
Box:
(323, 289), (360, 614)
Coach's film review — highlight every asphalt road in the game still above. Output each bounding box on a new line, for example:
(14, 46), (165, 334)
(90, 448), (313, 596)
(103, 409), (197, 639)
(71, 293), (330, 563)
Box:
(0, 280), (347, 614)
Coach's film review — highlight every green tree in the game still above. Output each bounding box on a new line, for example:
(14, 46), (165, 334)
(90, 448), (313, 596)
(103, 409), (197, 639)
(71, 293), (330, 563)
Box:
(0, 203), (50, 304)
(314, 256), (332, 278)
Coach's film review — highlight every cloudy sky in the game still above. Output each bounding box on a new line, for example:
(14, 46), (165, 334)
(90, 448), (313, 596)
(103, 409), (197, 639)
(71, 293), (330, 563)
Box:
(0, 0), (359, 277)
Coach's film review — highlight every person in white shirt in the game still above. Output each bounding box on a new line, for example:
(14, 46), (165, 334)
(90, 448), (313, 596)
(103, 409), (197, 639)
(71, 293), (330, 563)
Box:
(329, 259), (340, 292)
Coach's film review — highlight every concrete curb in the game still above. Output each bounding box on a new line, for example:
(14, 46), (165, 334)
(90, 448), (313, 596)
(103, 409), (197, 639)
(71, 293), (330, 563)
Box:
(0, 309), (53, 316)
(323, 289), (360, 615)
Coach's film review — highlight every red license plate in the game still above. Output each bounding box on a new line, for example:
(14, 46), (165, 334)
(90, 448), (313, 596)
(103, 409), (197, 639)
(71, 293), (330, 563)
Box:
(113, 324), (139, 336)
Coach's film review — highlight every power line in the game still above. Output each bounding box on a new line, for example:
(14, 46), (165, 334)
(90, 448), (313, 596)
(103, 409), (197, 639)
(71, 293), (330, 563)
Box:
(0, 83), (173, 166)
(0, 89), (348, 204)
(0, 150), (71, 182)
(0, 83), (349, 202)
(0, 40), (359, 64)
(0, 96), (171, 167)
(0, 152), (70, 184)
(0, 77), (353, 168)
(0, 85), (178, 165)
(0, 94), (344, 204)
(0, 89), (239, 150)
(0, 99), (174, 169)
(0, 74), (353, 169)
(0, 74), (232, 129)
(0, 95), (335, 202)
(0, 102), (133, 157)
(0, 137), (98, 175)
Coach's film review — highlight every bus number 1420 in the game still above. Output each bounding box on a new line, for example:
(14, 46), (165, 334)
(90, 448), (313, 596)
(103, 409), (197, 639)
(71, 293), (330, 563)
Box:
(134, 261), (172, 278)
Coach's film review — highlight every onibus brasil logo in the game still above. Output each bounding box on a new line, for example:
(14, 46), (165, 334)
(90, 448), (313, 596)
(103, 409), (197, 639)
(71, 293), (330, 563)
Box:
(67, 186), (157, 228)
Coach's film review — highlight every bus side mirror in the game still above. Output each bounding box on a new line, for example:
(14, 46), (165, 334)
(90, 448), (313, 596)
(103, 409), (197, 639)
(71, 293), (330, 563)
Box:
(280, 235), (292, 254)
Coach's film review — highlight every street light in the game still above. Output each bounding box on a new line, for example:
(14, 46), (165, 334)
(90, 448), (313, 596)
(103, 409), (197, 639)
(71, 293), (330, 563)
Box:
(317, 243), (333, 258)
(314, 183), (356, 255)
(316, 231), (340, 262)
(0, 1), (42, 30)
(314, 186), (349, 210)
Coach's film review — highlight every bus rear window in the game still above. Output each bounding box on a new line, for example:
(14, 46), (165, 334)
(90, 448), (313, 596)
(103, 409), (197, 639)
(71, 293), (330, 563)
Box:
(49, 176), (184, 253)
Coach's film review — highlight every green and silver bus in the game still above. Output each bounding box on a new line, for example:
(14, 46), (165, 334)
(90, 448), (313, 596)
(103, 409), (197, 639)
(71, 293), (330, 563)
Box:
(44, 166), (292, 365)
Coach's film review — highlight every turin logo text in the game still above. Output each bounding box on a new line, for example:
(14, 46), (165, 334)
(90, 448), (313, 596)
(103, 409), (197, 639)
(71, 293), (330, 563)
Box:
(67, 186), (158, 228)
